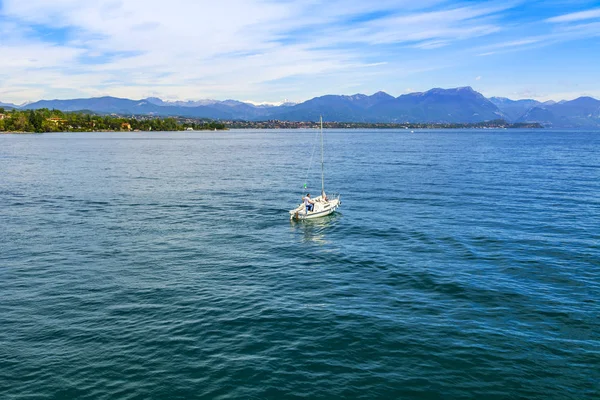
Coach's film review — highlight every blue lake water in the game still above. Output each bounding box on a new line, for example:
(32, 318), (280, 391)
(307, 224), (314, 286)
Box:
(1, 129), (599, 399)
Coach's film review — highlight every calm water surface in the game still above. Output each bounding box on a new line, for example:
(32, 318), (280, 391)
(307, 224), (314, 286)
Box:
(1, 129), (599, 399)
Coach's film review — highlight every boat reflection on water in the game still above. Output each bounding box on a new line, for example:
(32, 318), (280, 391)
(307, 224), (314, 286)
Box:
(290, 212), (342, 244)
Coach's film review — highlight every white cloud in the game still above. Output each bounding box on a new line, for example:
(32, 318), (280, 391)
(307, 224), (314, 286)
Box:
(2, 0), (585, 104)
(485, 38), (543, 49)
(475, 76), (482, 80)
(411, 40), (450, 49)
(546, 7), (600, 23)
(474, 20), (600, 57)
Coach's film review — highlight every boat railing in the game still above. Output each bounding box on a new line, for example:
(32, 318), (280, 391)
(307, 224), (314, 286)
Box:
(326, 192), (340, 201)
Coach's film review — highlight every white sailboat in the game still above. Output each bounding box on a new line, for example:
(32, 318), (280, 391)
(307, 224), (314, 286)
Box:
(289, 116), (341, 220)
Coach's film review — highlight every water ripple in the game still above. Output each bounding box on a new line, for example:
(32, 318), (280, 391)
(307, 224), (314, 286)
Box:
(1, 130), (599, 399)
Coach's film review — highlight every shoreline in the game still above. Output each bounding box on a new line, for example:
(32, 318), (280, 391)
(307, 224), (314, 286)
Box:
(1, 126), (544, 134)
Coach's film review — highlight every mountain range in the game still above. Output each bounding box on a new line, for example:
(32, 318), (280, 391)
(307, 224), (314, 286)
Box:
(2, 87), (599, 128)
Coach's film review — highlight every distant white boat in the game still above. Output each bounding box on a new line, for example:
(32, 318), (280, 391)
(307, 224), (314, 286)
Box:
(289, 116), (341, 220)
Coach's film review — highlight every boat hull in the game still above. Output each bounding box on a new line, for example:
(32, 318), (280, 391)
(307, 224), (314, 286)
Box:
(289, 197), (340, 220)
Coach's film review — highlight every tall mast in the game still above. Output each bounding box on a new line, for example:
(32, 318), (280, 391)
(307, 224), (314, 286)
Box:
(320, 116), (324, 195)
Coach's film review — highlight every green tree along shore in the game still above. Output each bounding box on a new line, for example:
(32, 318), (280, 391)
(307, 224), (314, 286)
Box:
(0, 108), (226, 133)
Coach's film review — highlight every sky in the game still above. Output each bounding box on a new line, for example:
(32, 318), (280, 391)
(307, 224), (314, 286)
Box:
(1, 0), (599, 105)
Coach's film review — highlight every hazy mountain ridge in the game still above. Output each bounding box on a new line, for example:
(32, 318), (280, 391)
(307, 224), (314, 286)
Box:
(3, 88), (600, 128)
(516, 96), (600, 128)
(0, 101), (18, 109)
(489, 97), (542, 121)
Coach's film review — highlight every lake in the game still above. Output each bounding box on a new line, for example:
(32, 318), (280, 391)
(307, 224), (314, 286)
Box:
(1, 129), (599, 399)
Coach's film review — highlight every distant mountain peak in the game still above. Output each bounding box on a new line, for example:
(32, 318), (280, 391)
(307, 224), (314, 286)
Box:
(344, 94), (368, 101)
(145, 97), (164, 104)
(144, 97), (223, 107)
(570, 96), (600, 104)
(371, 91), (394, 99)
(407, 86), (477, 97)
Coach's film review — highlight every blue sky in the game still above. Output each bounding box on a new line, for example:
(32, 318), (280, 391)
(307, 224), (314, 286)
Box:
(0, 0), (599, 104)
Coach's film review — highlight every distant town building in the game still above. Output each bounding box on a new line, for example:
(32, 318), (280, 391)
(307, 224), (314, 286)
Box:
(47, 117), (67, 124)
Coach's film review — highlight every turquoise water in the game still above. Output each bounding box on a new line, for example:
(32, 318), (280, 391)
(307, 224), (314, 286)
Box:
(1, 129), (599, 399)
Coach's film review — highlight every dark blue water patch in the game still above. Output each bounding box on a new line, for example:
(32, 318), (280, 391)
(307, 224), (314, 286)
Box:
(1, 129), (599, 399)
